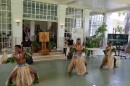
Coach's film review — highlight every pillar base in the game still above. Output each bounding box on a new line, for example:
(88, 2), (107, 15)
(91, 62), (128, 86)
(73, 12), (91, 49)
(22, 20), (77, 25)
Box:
(40, 49), (49, 55)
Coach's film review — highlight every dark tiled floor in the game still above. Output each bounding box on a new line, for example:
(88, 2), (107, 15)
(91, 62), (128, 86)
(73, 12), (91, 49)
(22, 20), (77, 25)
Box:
(0, 56), (130, 86)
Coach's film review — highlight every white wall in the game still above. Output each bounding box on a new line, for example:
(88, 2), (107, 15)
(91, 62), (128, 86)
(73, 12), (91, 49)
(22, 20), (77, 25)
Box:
(11, 0), (23, 49)
(83, 9), (91, 42)
(57, 5), (67, 50)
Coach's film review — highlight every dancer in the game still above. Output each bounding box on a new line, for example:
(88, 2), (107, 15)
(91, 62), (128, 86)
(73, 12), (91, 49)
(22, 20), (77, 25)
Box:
(68, 38), (87, 76)
(6, 45), (39, 86)
(100, 41), (114, 69)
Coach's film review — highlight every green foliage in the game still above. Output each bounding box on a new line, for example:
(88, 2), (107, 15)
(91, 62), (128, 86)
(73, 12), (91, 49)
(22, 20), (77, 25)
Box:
(49, 38), (56, 48)
(6, 57), (15, 64)
(96, 24), (107, 34)
(26, 48), (32, 53)
(25, 53), (31, 59)
(111, 48), (116, 52)
(82, 48), (88, 54)
(86, 23), (107, 48)
(69, 46), (88, 54)
(118, 11), (126, 16)
(114, 25), (122, 32)
(32, 40), (40, 47)
(69, 46), (76, 53)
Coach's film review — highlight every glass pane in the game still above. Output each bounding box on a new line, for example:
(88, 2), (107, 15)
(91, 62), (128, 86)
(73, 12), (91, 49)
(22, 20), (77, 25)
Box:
(7, 18), (11, 23)
(40, 3), (43, 9)
(7, 5), (11, 10)
(23, 1), (27, 7)
(2, 4), (6, 10)
(7, 0), (11, 5)
(28, 8), (31, 13)
(1, 0), (6, 4)
(54, 17), (57, 20)
(0, 5), (1, 10)
(47, 16), (50, 20)
(32, 8), (35, 14)
(23, 8), (27, 13)
(0, 17), (1, 23)
(44, 3), (47, 9)
(36, 15), (39, 18)
(32, 1), (35, 8)
(28, 1), (31, 8)
(51, 16), (53, 20)
(32, 14), (35, 18)
(43, 16), (46, 19)
(40, 15), (42, 19)
(55, 11), (57, 16)
(40, 10), (43, 14)
(48, 11), (50, 15)
(43, 10), (47, 15)
(2, 17), (6, 23)
(7, 24), (11, 29)
(36, 2), (39, 9)
(55, 5), (57, 11)
(2, 24), (6, 29)
(28, 14), (31, 18)
(51, 5), (54, 10)
(23, 14), (26, 17)
(6, 31), (11, 36)
(36, 9), (40, 14)
(48, 5), (50, 10)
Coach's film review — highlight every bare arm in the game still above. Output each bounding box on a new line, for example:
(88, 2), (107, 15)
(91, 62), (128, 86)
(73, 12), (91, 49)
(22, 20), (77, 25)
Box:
(74, 45), (84, 51)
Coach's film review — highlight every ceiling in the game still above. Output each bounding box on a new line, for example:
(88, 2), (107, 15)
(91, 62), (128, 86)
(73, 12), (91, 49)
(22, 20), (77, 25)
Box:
(33, 0), (130, 12)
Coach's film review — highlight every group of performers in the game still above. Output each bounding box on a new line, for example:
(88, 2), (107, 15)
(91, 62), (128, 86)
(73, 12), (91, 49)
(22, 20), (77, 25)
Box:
(66, 36), (118, 76)
(0, 34), (118, 86)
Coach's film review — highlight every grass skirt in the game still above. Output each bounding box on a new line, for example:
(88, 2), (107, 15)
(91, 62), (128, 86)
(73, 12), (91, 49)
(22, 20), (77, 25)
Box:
(68, 57), (87, 75)
(6, 64), (37, 86)
(102, 55), (114, 69)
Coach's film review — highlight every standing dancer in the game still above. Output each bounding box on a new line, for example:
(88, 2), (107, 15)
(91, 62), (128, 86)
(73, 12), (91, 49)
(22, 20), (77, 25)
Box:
(6, 45), (39, 86)
(68, 38), (87, 76)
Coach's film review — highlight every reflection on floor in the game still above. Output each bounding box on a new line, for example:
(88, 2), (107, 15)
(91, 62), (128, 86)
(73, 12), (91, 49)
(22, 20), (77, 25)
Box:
(0, 56), (130, 86)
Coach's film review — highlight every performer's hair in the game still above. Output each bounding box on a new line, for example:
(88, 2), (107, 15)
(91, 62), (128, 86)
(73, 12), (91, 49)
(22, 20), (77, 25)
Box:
(77, 38), (81, 41)
(109, 41), (112, 44)
(15, 45), (21, 49)
(107, 41), (112, 45)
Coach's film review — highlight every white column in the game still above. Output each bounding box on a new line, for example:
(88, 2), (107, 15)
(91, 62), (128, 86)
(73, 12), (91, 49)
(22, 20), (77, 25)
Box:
(83, 9), (91, 42)
(57, 5), (67, 50)
(103, 13), (111, 48)
(11, 0), (23, 49)
(30, 21), (35, 41)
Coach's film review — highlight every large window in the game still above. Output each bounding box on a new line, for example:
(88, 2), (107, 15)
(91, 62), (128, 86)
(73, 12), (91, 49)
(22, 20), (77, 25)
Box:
(89, 12), (105, 36)
(0, 0), (12, 51)
(23, 0), (57, 21)
(65, 7), (83, 38)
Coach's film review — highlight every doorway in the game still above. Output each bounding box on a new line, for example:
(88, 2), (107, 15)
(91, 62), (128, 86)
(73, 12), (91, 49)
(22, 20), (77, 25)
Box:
(23, 20), (58, 48)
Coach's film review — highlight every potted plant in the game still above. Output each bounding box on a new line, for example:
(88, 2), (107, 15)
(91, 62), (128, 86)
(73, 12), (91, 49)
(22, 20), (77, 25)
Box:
(48, 38), (56, 51)
(32, 40), (41, 52)
(85, 23), (107, 56)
